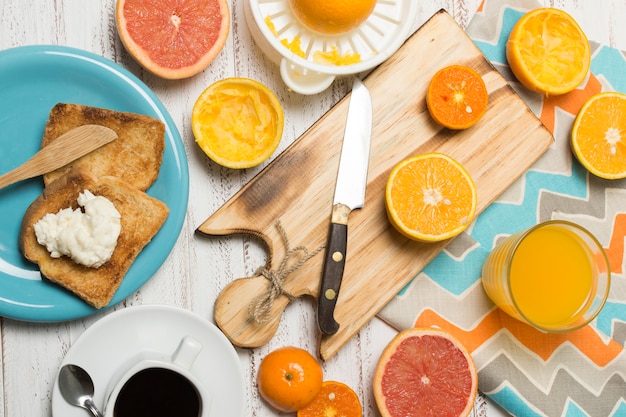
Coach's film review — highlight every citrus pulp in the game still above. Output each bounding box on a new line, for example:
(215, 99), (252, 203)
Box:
(385, 153), (477, 242)
(257, 346), (323, 413)
(116, 0), (230, 79)
(374, 328), (478, 417)
(571, 91), (626, 179)
(191, 78), (284, 169)
(506, 8), (590, 96)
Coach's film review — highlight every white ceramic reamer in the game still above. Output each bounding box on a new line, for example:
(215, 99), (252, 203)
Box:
(244, 0), (418, 94)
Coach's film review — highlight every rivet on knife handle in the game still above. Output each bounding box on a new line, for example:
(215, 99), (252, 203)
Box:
(318, 203), (351, 335)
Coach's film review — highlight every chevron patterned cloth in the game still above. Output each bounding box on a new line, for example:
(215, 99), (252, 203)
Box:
(378, 0), (626, 416)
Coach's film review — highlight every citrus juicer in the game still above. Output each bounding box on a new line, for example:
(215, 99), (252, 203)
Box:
(244, 0), (418, 95)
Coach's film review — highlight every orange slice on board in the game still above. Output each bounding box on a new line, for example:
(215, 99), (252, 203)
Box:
(426, 65), (489, 130)
(385, 153), (478, 242)
(571, 91), (626, 179)
(192, 78), (284, 169)
(288, 0), (376, 35)
(506, 8), (590, 96)
(116, 0), (230, 79)
(257, 346), (323, 413)
(297, 381), (362, 417)
(374, 328), (478, 417)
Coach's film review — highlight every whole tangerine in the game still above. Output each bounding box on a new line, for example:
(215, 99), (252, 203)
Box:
(257, 346), (323, 413)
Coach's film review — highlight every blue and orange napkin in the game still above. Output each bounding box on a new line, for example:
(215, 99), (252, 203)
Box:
(378, 0), (626, 416)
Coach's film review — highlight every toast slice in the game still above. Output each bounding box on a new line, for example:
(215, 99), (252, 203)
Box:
(41, 103), (166, 191)
(20, 168), (169, 308)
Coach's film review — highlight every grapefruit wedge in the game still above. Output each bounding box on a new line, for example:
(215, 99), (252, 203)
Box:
(374, 328), (478, 417)
(116, 0), (230, 80)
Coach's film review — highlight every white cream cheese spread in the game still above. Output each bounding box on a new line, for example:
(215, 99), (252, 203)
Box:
(34, 190), (121, 268)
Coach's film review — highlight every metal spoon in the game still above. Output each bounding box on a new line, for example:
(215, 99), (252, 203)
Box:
(0, 124), (117, 189)
(58, 364), (104, 417)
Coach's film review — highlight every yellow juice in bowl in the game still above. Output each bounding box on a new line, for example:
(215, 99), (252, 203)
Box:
(482, 221), (610, 332)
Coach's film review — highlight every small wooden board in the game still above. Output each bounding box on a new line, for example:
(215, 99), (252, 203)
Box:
(197, 10), (553, 360)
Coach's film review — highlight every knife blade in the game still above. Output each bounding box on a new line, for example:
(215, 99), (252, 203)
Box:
(317, 77), (372, 335)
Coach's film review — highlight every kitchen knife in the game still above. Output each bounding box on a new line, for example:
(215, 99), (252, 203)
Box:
(317, 77), (372, 335)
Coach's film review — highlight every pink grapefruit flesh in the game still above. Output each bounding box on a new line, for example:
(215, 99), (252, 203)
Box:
(116, 0), (230, 79)
(374, 328), (478, 417)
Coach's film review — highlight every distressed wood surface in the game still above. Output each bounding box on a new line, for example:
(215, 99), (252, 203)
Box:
(200, 10), (553, 360)
(0, 1), (624, 416)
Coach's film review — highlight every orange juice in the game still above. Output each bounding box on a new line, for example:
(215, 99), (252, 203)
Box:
(481, 221), (610, 332)
(509, 225), (594, 329)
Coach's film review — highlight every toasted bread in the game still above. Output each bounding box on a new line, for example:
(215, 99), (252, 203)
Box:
(41, 103), (165, 191)
(20, 168), (169, 308)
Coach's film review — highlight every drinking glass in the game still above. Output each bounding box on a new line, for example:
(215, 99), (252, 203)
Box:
(481, 220), (610, 332)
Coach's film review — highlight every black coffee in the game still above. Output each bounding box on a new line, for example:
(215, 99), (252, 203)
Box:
(113, 367), (201, 417)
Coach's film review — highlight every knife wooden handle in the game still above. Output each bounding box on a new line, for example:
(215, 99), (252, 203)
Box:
(317, 204), (350, 335)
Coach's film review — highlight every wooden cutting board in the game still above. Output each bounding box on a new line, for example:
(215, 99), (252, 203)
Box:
(197, 9), (554, 360)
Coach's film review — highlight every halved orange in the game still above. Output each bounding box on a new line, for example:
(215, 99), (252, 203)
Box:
(385, 153), (478, 242)
(116, 0), (230, 79)
(571, 92), (626, 179)
(374, 328), (478, 417)
(426, 65), (489, 130)
(506, 8), (590, 96)
(288, 0), (376, 35)
(296, 381), (362, 417)
(192, 78), (284, 169)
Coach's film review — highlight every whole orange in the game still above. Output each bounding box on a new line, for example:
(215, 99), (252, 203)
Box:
(257, 346), (323, 413)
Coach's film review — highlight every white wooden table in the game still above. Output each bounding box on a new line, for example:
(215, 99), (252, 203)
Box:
(0, 1), (624, 416)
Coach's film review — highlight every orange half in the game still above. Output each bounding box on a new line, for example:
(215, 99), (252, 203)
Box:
(571, 92), (626, 179)
(192, 78), (284, 169)
(297, 381), (362, 417)
(426, 65), (489, 130)
(506, 8), (590, 96)
(385, 153), (478, 242)
(288, 0), (376, 34)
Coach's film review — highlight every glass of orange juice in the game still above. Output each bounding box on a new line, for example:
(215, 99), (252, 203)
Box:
(481, 220), (610, 332)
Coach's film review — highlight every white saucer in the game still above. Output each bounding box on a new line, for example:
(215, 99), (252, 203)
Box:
(51, 305), (245, 417)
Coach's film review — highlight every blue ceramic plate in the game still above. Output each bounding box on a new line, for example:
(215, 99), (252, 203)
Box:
(0, 45), (189, 322)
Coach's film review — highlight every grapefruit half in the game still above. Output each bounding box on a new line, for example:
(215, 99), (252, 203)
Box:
(374, 328), (478, 417)
(116, 0), (230, 79)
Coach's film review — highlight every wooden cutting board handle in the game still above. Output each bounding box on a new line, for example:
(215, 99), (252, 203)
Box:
(198, 218), (327, 349)
(213, 274), (293, 348)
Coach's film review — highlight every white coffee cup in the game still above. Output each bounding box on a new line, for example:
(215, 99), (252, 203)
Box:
(104, 336), (211, 417)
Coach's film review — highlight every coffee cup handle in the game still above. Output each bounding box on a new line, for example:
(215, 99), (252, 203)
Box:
(171, 336), (202, 370)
